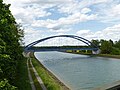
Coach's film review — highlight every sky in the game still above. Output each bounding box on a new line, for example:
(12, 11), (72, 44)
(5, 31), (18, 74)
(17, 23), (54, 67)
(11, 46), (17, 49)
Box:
(4, 0), (120, 46)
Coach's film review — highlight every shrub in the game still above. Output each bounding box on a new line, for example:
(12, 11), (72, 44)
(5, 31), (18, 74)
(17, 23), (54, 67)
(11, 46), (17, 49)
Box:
(111, 47), (120, 55)
(0, 79), (17, 90)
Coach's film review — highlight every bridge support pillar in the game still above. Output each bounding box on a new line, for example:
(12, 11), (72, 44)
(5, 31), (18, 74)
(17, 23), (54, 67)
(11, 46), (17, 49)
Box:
(92, 49), (101, 54)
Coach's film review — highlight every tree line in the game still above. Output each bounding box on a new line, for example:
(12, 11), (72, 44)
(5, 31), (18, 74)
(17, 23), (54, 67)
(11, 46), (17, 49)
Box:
(91, 39), (120, 55)
(0, 0), (24, 89)
(32, 39), (120, 55)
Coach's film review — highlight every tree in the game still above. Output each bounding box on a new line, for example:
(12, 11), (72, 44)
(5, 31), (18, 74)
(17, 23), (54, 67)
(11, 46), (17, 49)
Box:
(91, 39), (100, 47)
(109, 39), (114, 46)
(111, 47), (120, 55)
(0, 0), (24, 88)
(114, 40), (120, 49)
(100, 40), (112, 54)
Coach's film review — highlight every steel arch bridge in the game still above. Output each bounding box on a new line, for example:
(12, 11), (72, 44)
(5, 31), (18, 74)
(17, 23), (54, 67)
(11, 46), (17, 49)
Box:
(24, 35), (100, 54)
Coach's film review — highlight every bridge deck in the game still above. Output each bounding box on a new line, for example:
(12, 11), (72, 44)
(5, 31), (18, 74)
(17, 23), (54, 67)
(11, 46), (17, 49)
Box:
(25, 47), (99, 52)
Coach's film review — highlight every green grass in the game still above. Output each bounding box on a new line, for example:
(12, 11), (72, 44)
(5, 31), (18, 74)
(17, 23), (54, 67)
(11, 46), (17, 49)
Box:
(96, 54), (120, 59)
(28, 59), (42, 90)
(16, 58), (32, 90)
(66, 51), (120, 59)
(31, 58), (64, 90)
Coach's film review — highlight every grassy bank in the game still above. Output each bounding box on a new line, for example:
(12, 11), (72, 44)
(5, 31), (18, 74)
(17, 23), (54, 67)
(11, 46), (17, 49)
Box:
(30, 53), (70, 90)
(66, 52), (120, 59)
(96, 54), (120, 59)
(16, 58), (32, 90)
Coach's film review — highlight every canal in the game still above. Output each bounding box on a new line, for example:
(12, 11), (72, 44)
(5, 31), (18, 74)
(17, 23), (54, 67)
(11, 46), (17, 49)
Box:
(35, 51), (120, 90)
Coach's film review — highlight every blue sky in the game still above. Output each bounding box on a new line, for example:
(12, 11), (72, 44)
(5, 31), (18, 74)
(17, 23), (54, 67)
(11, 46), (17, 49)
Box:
(4, 0), (120, 45)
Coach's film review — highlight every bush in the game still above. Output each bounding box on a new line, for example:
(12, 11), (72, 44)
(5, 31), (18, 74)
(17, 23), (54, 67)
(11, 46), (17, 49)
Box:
(111, 47), (120, 55)
(100, 40), (112, 54)
(0, 54), (17, 84)
(0, 79), (17, 90)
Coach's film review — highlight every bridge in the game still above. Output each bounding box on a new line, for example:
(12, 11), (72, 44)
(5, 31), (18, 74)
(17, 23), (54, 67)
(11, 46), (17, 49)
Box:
(24, 35), (100, 54)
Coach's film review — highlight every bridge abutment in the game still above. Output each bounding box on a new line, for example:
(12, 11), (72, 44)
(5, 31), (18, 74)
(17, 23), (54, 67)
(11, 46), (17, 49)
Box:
(92, 49), (101, 54)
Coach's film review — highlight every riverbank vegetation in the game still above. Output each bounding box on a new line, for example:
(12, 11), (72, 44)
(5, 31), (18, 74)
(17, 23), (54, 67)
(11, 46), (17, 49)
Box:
(90, 39), (120, 59)
(69, 39), (120, 57)
(91, 39), (120, 55)
(0, 0), (31, 89)
(30, 53), (70, 90)
(28, 59), (42, 90)
(32, 39), (120, 56)
(16, 59), (32, 90)
(95, 54), (120, 59)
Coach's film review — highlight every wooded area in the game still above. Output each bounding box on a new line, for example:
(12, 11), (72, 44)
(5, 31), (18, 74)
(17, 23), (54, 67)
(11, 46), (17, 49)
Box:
(0, 0), (25, 89)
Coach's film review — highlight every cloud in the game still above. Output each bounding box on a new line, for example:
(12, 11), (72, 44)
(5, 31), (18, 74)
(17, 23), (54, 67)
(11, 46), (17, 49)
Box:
(58, 0), (110, 14)
(25, 24), (120, 46)
(76, 30), (93, 36)
(49, 28), (71, 33)
(76, 24), (120, 41)
(4, 0), (120, 45)
(32, 12), (97, 30)
(24, 0), (73, 4)
(4, 0), (53, 25)
(111, 4), (120, 16)
(81, 8), (91, 14)
(91, 1), (120, 23)
(5, 0), (120, 24)
(5, 0), (120, 27)
(5, 0), (98, 29)
(57, 0), (119, 23)
(24, 27), (44, 45)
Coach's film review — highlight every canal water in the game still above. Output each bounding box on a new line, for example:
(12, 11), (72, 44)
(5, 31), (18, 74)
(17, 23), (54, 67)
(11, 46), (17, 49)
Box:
(35, 51), (120, 90)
